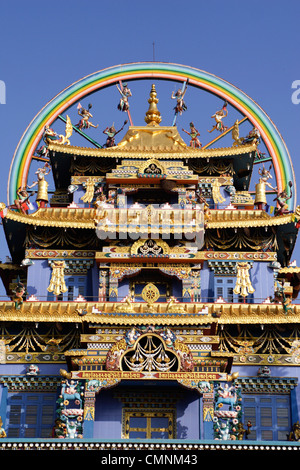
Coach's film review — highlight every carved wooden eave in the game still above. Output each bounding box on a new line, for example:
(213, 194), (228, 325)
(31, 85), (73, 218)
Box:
(2, 206), (297, 231)
(0, 300), (300, 324)
(47, 138), (256, 160)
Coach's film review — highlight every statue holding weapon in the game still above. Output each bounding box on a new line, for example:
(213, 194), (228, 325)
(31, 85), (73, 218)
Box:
(208, 101), (228, 133)
(171, 80), (188, 123)
(75, 103), (98, 130)
(274, 181), (293, 216)
(182, 122), (202, 148)
(103, 120), (128, 147)
(116, 82), (132, 112)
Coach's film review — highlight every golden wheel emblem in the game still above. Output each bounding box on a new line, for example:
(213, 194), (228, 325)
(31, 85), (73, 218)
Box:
(141, 283), (160, 304)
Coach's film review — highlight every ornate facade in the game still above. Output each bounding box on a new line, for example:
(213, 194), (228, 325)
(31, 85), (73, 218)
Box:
(0, 63), (300, 449)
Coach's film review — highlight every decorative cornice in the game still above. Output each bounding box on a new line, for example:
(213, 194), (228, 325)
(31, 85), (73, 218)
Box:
(2, 206), (295, 231)
(48, 141), (256, 159)
(0, 375), (62, 391)
(25, 249), (95, 259)
(0, 301), (300, 325)
(235, 376), (298, 394)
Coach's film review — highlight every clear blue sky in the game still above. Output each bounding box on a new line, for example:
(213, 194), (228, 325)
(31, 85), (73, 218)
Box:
(0, 0), (299, 290)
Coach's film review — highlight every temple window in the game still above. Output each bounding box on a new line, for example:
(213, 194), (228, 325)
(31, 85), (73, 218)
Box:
(243, 395), (291, 441)
(5, 392), (57, 438)
(48, 275), (86, 301)
(122, 409), (175, 439)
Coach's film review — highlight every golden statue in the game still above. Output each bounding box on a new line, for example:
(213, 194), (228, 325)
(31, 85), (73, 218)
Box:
(166, 296), (186, 314)
(232, 120), (245, 146)
(44, 115), (73, 146)
(116, 295), (135, 313)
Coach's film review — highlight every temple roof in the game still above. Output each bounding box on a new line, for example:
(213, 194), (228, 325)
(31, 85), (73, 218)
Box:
(48, 138), (256, 159)
(2, 206), (297, 230)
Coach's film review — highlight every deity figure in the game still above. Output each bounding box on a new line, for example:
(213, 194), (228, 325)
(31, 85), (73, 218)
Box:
(274, 181), (293, 216)
(182, 122), (202, 148)
(171, 82), (188, 116)
(35, 125), (63, 158)
(14, 187), (32, 214)
(116, 83), (132, 112)
(12, 281), (27, 309)
(75, 103), (98, 130)
(27, 162), (51, 207)
(125, 328), (139, 345)
(254, 164), (277, 210)
(214, 419), (231, 440)
(242, 126), (261, 145)
(52, 418), (67, 438)
(237, 421), (252, 440)
(288, 421), (300, 441)
(26, 364), (39, 375)
(36, 117), (73, 156)
(208, 101), (228, 133)
(103, 120), (128, 147)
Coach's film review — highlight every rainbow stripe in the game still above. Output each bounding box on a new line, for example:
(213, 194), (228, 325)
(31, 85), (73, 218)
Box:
(7, 62), (296, 209)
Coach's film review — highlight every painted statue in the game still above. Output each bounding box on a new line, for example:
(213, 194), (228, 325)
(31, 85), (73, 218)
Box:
(208, 101), (228, 133)
(103, 120), (128, 147)
(116, 82), (132, 112)
(35, 126), (62, 158)
(52, 418), (67, 438)
(215, 383), (237, 410)
(26, 364), (39, 375)
(182, 122), (202, 148)
(61, 379), (83, 407)
(214, 419), (231, 440)
(14, 187), (33, 214)
(242, 126), (261, 145)
(75, 103), (98, 130)
(273, 181), (293, 216)
(35, 116), (73, 156)
(171, 82), (188, 116)
(27, 162), (51, 207)
(12, 281), (27, 309)
(254, 164), (277, 210)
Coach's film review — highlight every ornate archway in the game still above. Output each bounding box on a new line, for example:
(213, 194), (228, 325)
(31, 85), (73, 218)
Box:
(8, 62), (296, 210)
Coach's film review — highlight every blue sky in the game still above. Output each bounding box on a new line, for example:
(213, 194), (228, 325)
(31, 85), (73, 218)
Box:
(0, 0), (299, 294)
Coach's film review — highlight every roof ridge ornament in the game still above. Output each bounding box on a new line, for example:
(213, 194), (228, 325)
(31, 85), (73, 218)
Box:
(144, 84), (162, 126)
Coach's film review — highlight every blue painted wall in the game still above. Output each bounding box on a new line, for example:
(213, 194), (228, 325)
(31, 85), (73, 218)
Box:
(200, 262), (214, 302)
(26, 260), (51, 299)
(251, 261), (274, 302)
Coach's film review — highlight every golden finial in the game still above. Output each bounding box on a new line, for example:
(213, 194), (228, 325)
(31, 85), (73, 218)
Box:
(144, 84), (162, 126)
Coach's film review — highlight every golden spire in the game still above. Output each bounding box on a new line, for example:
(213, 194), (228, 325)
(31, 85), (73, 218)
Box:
(144, 84), (162, 126)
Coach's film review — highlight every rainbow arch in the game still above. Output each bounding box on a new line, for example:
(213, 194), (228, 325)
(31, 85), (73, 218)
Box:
(7, 62), (296, 209)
